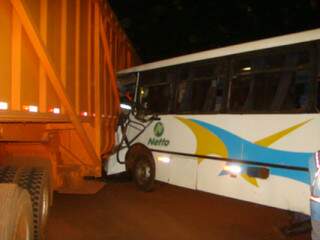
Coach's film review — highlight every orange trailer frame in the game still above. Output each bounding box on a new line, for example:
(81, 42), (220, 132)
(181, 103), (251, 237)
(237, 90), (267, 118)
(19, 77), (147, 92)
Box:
(0, 0), (139, 193)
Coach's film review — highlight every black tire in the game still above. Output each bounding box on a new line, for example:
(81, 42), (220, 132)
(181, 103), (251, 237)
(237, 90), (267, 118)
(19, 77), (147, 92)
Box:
(0, 166), (18, 183)
(0, 184), (34, 240)
(132, 145), (155, 192)
(124, 147), (135, 177)
(16, 168), (50, 240)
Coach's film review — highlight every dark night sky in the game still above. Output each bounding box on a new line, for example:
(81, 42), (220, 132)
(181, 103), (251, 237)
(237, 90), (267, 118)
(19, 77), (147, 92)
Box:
(109, 0), (320, 63)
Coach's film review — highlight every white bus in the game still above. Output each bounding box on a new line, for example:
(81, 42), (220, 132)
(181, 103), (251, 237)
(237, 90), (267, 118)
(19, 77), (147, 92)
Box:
(108, 29), (320, 215)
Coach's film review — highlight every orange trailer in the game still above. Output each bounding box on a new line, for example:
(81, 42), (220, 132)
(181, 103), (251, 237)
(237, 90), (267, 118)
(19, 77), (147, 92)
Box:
(0, 0), (139, 239)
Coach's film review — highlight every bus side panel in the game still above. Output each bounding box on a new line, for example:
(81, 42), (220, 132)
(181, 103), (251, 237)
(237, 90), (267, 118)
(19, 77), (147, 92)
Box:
(194, 114), (316, 214)
(130, 114), (319, 214)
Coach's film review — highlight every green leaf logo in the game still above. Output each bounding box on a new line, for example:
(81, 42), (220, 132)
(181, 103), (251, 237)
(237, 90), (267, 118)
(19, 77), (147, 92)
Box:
(154, 122), (164, 137)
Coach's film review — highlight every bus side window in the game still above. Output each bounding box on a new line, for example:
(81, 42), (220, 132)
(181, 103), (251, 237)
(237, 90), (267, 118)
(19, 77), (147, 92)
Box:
(272, 50), (311, 112)
(175, 68), (194, 113)
(138, 70), (172, 114)
(118, 73), (138, 108)
(229, 47), (312, 113)
(176, 61), (226, 113)
(202, 79), (219, 112)
(229, 58), (253, 112)
(202, 63), (227, 112)
(229, 56), (281, 112)
(119, 84), (135, 103)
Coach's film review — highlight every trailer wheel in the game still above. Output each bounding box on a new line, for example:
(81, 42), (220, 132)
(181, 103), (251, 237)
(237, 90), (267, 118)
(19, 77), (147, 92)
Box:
(17, 168), (50, 240)
(132, 145), (155, 192)
(0, 166), (18, 183)
(0, 184), (34, 240)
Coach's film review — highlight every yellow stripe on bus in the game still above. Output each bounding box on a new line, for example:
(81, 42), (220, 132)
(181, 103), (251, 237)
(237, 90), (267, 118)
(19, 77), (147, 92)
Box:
(254, 120), (312, 147)
(177, 117), (228, 163)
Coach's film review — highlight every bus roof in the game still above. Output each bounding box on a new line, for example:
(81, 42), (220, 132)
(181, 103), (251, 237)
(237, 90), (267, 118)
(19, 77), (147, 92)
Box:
(118, 28), (320, 75)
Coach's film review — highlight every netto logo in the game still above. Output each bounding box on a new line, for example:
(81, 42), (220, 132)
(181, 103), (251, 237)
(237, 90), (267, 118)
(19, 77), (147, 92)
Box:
(154, 122), (164, 137)
(148, 122), (170, 147)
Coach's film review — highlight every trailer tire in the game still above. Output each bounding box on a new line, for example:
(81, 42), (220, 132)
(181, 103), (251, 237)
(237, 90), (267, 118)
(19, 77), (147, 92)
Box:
(16, 168), (50, 240)
(0, 184), (34, 240)
(131, 144), (155, 192)
(0, 166), (18, 183)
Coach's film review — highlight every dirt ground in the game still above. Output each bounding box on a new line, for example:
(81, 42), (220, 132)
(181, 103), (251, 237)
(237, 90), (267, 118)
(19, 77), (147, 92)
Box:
(47, 179), (310, 240)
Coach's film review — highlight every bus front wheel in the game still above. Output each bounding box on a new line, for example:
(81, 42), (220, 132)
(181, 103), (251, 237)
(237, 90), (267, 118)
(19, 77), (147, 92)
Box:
(127, 144), (155, 192)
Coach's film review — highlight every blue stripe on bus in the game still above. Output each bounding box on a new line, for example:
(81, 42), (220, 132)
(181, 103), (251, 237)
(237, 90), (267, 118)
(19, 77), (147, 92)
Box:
(191, 119), (313, 184)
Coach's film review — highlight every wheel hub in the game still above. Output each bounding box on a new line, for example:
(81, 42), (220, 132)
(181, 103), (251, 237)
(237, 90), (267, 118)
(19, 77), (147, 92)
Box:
(137, 163), (151, 182)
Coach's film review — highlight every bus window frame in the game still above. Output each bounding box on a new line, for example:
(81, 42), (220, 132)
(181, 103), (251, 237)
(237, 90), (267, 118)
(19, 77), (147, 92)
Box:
(119, 41), (318, 116)
(137, 68), (175, 115)
(117, 72), (139, 105)
(172, 58), (229, 115)
(226, 42), (317, 114)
